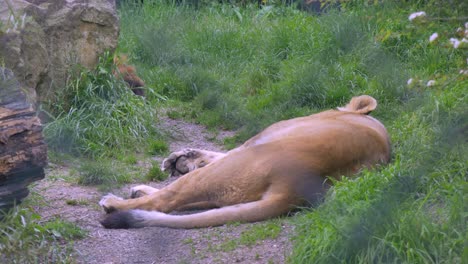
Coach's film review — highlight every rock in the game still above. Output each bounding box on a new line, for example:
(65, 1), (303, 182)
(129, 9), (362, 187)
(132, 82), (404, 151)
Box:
(0, 67), (47, 212)
(0, 0), (119, 104)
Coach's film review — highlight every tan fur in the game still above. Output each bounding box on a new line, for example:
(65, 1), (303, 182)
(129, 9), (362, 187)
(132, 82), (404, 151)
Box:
(100, 95), (391, 229)
(113, 54), (145, 96)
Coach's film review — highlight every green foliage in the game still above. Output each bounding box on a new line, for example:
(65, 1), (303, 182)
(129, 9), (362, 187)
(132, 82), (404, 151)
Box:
(77, 159), (132, 186)
(122, 153), (139, 165)
(217, 220), (284, 251)
(238, 220), (282, 246)
(145, 162), (169, 182)
(147, 139), (169, 156)
(41, 218), (87, 240)
(119, 1), (415, 142)
(43, 52), (161, 158)
(0, 207), (86, 263)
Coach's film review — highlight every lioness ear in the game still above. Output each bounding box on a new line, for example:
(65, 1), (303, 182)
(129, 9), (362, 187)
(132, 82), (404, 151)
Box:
(337, 95), (377, 114)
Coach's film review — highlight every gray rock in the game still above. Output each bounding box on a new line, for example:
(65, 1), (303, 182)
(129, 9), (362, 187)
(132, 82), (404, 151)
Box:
(0, 0), (119, 104)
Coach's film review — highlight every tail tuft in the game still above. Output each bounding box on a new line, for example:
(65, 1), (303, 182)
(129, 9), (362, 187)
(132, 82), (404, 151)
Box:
(100, 211), (141, 229)
(337, 95), (377, 114)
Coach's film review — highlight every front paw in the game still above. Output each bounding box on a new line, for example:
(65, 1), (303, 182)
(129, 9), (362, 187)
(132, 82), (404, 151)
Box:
(99, 193), (124, 213)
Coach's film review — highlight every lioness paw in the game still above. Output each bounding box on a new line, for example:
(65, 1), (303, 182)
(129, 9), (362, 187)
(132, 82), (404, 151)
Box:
(99, 193), (124, 213)
(161, 148), (200, 177)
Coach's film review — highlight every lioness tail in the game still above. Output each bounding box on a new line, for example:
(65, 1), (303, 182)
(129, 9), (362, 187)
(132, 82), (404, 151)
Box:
(101, 196), (290, 229)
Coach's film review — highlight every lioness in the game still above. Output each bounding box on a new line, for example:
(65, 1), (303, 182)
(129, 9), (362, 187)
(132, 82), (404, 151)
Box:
(100, 95), (390, 229)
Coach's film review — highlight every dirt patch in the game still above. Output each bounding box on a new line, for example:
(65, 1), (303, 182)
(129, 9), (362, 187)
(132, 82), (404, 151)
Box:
(31, 117), (293, 264)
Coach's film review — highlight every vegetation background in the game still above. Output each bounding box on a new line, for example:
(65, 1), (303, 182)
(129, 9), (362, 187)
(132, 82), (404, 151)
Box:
(1, 0), (467, 263)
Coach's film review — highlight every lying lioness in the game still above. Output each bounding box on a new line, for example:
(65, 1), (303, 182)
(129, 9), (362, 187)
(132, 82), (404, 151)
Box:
(100, 95), (390, 229)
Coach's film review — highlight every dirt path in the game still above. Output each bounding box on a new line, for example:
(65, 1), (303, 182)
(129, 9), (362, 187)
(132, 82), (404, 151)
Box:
(32, 116), (293, 264)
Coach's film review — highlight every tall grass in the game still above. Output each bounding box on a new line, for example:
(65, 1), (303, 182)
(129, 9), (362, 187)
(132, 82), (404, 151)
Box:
(43, 52), (161, 158)
(117, 1), (467, 263)
(118, 1), (422, 141)
(0, 207), (87, 263)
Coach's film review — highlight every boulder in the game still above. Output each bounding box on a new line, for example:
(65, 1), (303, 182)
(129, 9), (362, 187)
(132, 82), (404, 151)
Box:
(0, 0), (119, 103)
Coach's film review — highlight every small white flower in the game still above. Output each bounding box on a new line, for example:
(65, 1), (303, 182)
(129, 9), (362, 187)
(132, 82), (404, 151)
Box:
(407, 78), (414, 85)
(427, 80), (436, 87)
(409, 11), (426, 21)
(465, 22), (468, 29)
(429, 33), (439, 43)
(450, 38), (461, 48)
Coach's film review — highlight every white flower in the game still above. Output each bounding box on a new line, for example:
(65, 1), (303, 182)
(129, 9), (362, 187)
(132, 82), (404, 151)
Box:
(407, 78), (414, 85)
(450, 38), (461, 48)
(465, 22), (468, 29)
(427, 80), (436, 87)
(429, 33), (439, 43)
(409, 11), (426, 21)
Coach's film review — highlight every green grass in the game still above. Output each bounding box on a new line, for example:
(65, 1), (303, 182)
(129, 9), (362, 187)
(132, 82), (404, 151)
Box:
(147, 139), (169, 156)
(43, 52), (164, 158)
(76, 159), (133, 188)
(216, 219), (284, 252)
(0, 207), (87, 263)
(145, 162), (169, 182)
(118, 1), (424, 143)
(238, 220), (282, 247)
